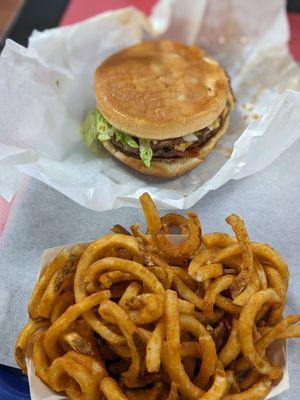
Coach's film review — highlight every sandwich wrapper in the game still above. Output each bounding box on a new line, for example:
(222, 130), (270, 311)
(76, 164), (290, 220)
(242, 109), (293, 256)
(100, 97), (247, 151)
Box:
(1, 0), (300, 210)
(25, 242), (289, 400)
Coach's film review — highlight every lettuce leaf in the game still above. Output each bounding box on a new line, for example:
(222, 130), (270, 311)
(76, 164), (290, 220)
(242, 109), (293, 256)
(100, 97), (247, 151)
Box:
(96, 112), (115, 140)
(80, 110), (107, 156)
(139, 139), (153, 167)
(98, 131), (111, 141)
(82, 110), (152, 167)
(115, 131), (139, 148)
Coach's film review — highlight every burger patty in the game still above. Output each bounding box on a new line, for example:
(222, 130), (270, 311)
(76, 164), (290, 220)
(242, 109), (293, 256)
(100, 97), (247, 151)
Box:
(111, 111), (227, 159)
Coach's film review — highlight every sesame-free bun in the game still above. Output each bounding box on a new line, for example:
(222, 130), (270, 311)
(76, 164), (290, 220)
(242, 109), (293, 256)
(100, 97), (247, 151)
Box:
(95, 40), (232, 140)
(102, 114), (230, 178)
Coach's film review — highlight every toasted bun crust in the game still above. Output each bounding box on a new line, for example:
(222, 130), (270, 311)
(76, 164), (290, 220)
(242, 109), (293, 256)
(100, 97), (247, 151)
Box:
(95, 40), (232, 140)
(102, 115), (229, 177)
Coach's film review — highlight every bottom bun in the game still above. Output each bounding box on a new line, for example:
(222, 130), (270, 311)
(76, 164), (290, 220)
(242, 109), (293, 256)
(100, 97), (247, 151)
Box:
(102, 115), (230, 178)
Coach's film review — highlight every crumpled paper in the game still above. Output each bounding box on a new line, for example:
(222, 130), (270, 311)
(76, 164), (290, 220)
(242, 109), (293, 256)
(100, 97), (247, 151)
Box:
(25, 243), (289, 400)
(1, 0), (300, 211)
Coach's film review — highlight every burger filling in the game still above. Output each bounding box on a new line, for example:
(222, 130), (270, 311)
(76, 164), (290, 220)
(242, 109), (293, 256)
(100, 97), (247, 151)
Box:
(81, 106), (229, 168)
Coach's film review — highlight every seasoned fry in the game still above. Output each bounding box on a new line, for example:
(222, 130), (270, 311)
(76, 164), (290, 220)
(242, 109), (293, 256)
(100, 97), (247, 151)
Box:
(203, 275), (235, 316)
(239, 369), (262, 391)
(84, 258), (164, 296)
(239, 289), (281, 379)
(212, 321), (227, 351)
(146, 321), (165, 373)
(48, 355), (98, 399)
(254, 258), (268, 290)
(140, 193), (201, 264)
(282, 325), (300, 338)
(15, 192), (300, 400)
(116, 293), (163, 325)
(166, 382), (179, 400)
(60, 330), (93, 355)
(202, 233), (236, 249)
(163, 290), (203, 400)
(75, 318), (102, 359)
(230, 270), (250, 298)
(235, 314), (300, 374)
(81, 252), (160, 344)
(15, 319), (50, 372)
(180, 341), (200, 358)
(50, 291), (75, 323)
(126, 382), (163, 400)
(200, 361), (227, 399)
(222, 377), (272, 400)
(265, 266), (286, 325)
(146, 253), (174, 288)
(37, 264), (75, 319)
(226, 214), (254, 276)
(225, 370), (240, 394)
(101, 377), (128, 400)
(194, 309), (225, 325)
(219, 318), (241, 367)
(171, 266), (197, 290)
(32, 332), (50, 385)
(28, 249), (70, 319)
(232, 270), (260, 307)
(131, 224), (153, 247)
(111, 225), (132, 235)
(99, 300), (143, 387)
(161, 213), (189, 235)
(189, 262), (224, 283)
(177, 298), (195, 314)
(75, 234), (142, 301)
(179, 314), (217, 388)
(172, 275), (203, 310)
(226, 214), (257, 307)
(215, 295), (241, 315)
(44, 291), (111, 360)
(70, 244), (89, 257)
(48, 351), (106, 400)
(212, 243), (289, 286)
(99, 271), (135, 288)
(119, 282), (142, 308)
(148, 266), (173, 290)
(67, 350), (107, 379)
(188, 248), (220, 281)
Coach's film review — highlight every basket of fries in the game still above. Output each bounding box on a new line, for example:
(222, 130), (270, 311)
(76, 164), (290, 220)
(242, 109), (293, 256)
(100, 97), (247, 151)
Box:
(15, 193), (299, 400)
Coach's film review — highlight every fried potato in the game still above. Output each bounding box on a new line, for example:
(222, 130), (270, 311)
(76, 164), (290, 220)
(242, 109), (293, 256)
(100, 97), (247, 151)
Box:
(99, 300), (143, 388)
(15, 192), (300, 400)
(15, 319), (49, 372)
(28, 249), (70, 319)
(146, 321), (164, 373)
(238, 289), (281, 379)
(163, 290), (203, 400)
(32, 332), (50, 385)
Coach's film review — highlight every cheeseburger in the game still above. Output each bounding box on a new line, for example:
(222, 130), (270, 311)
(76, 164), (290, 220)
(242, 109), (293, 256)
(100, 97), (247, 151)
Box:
(81, 40), (234, 177)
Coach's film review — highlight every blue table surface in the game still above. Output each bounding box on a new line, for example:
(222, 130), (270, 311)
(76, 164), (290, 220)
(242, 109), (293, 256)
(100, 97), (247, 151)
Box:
(0, 365), (30, 400)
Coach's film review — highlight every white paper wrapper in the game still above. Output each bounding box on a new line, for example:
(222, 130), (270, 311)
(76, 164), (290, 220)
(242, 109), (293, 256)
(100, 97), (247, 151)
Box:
(1, 0), (300, 211)
(25, 242), (289, 400)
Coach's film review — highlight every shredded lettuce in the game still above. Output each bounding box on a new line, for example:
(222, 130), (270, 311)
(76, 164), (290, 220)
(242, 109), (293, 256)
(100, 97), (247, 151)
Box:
(139, 139), (153, 168)
(81, 109), (152, 167)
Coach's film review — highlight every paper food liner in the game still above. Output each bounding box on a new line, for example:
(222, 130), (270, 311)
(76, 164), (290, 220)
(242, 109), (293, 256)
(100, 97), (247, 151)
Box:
(1, 0), (300, 211)
(26, 242), (289, 400)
